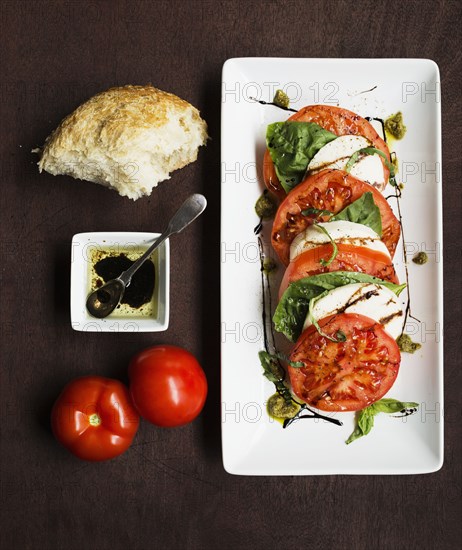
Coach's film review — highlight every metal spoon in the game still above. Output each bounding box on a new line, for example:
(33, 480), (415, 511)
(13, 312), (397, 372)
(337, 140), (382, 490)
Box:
(86, 193), (207, 319)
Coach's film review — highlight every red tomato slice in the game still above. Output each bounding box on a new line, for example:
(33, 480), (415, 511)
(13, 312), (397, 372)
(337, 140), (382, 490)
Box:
(279, 244), (399, 298)
(288, 313), (401, 412)
(263, 149), (286, 201)
(272, 169), (400, 265)
(263, 104), (391, 198)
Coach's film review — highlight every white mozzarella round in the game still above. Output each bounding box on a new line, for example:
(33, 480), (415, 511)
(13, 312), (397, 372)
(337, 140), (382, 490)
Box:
(307, 135), (386, 190)
(350, 154), (385, 190)
(290, 220), (390, 261)
(303, 283), (404, 339)
(308, 135), (371, 171)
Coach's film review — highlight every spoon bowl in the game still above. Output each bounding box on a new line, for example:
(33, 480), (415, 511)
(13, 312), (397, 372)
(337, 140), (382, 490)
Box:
(85, 193), (207, 319)
(86, 278), (126, 318)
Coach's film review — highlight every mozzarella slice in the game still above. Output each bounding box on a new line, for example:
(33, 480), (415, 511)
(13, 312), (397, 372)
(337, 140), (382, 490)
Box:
(303, 282), (404, 339)
(349, 154), (385, 190)
(307, 135), (386, 190)
(308, 135), (370, 171)
(290, 220), (390, 262)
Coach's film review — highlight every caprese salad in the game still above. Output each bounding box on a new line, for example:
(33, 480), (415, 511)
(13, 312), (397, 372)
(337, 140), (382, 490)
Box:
(258, 102), (418, 442)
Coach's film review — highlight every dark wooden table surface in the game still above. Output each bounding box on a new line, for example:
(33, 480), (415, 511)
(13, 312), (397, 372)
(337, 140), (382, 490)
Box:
(1, 1), (461, 549)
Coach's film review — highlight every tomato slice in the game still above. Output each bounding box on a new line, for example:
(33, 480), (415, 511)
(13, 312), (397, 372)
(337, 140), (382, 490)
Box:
(288, 313), (401, 412)
(263, 149), (286, 201)
(279, 244), (399, 298)
(272, 169), (400, 265)
(263, 104), (391, 198)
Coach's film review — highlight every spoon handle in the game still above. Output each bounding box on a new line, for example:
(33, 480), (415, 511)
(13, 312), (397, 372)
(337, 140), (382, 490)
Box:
(119, 193), (207, 286)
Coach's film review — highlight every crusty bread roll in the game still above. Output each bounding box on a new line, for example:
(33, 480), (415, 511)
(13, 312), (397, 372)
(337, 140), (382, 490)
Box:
(36, 85), (208, 200)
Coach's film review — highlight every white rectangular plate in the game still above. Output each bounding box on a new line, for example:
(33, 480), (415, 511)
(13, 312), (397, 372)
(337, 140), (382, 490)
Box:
(221, 58), (443, 475)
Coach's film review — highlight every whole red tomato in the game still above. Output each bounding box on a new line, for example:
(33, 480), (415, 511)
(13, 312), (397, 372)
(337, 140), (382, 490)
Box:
(51, 376), (140, 461)
(129, 345), (207, 427)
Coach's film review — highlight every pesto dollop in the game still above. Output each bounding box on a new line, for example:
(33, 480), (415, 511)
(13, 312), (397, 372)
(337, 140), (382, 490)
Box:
(273, 89), (290, 109)
(267, 393), (300, 419)
(255, 191), (277, 220)
(397, 333), (422, 353)
(412, 251), (428, 265)
(263, 258), (277, 275)
(385, 111), (407, 140)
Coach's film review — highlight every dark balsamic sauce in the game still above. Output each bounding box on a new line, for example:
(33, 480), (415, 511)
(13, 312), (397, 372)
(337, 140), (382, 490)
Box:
(249, 97), (298, 113)
(365, 116), (386, 140)
(393, 407), (418, 418)
(283, 406), (343, 428)
(94, 254), (155, 309)
(367, 117), (421, 332)
(257, 237), (342, 429)
(354, 85), (378, 96)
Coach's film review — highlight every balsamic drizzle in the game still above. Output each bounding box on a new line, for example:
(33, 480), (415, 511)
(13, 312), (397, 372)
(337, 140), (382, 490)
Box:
(365, 116), (386, 140)
(258, 236), (279, 354)
(249, 97), (298, 113)
(372, 118), (420, 332)
(388, 183), (421, 331)
(392, 407), (418, 418)
(283, 404), (343, 428)
(258, 237), (271, 353)
(257, 236), (341, 429)
(353, 85), (378, 96)
(254, 219), (263, 235)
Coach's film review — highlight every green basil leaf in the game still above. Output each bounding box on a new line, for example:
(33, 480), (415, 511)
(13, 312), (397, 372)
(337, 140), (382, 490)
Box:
(258, 351), (295, 404)
(314, 224), (338, 267)
(273, 271), (407, 342)
(308, 290), (334, 340)
(307, 290), (347, 343)
(272, 351), (305, 369)
(258, 351), (285, 383)
(346, 398), (419, 444)
(344, 147), (396, 176)
(346, 408), (375, 444)
(371, 398), (419, 414)
(331, 192), (382, 236)
(266, 121), (337, 193)
(345, 425), (364, 444)
(301, 207), (333, 218)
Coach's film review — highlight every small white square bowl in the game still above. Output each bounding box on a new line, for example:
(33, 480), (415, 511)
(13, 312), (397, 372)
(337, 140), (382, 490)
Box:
(70, 232), (169, 332)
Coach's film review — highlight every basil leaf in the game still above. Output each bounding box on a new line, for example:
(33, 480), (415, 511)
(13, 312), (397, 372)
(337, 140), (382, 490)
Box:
(301, 207), (333, 218)
(345, 147), (396, 176)
(331, 192), (382, 236)
(312, 224), (338, 267)
(258, 351), (294, 404)
(272, 351), (304, 369)
(273, 271), (406, 342)
(307, 290), (334, 340)
(346, 398), (419, 444)
(358, 408), (375, 435)
(371, 398), (419, 414)
(266, 122), (337, 193)
(258, 351), (285, 383)
(345, 425), (364, 444)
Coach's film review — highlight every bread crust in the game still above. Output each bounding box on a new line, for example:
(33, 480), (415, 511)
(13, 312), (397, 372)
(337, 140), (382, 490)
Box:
(37, 85), (208, 199)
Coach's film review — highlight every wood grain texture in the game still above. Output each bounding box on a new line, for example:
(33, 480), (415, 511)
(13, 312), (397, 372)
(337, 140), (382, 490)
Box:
(0, 0), (461, 549)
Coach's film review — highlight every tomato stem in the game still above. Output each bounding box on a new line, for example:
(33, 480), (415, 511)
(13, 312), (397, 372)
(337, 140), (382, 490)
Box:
(88, 413), (101, 427)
